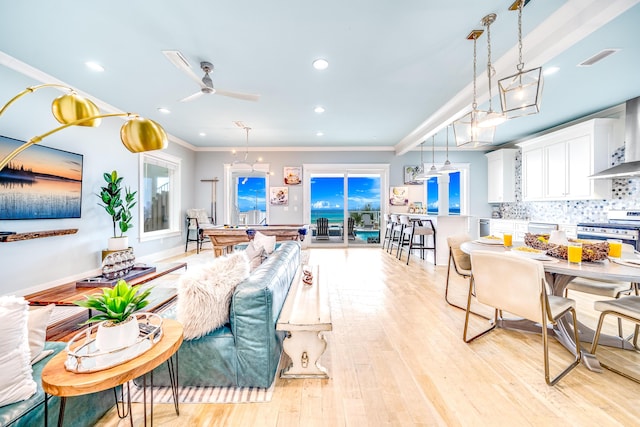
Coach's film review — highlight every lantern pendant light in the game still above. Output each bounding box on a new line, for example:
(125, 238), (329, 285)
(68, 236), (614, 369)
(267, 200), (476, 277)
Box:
(498, 0), (543, 118)
(452, 29), (495, 147)
(478, 13), (506, 128)
(440, 125), (457, 173)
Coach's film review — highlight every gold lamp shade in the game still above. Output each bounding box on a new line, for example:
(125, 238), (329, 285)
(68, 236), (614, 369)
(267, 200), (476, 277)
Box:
(120, 117), (168, 153)
(51, 93), (101, 127)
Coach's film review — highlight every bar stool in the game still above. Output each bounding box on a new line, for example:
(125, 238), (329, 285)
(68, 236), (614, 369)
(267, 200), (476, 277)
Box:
(398, 216), (436, 265)
(381, 214), (393, 250)
(387, 214), (403, 255)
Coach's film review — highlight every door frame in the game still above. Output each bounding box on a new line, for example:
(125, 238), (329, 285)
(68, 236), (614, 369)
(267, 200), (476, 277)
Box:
(303, 163), (389, 247)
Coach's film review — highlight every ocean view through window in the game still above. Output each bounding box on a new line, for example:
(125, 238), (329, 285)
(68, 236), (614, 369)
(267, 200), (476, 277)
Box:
(310, 175), (381, 224)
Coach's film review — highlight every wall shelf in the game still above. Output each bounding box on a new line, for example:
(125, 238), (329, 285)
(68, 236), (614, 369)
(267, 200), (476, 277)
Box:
(0, 228), (78, 242)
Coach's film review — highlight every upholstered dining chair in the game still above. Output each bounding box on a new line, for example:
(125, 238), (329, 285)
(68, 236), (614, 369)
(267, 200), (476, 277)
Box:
(185, 208), (215, 253)
(316, 217), (330, 240)
(565, 243), (638, 338)
(445, 234), (477, 312)
(466, 250), (581, 386)
(397, 216), (436, 265)
(591, 295), (640, 383)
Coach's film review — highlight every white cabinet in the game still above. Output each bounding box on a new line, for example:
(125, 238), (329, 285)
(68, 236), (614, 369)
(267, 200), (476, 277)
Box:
(485, 149), (517, 203)
(518, 119), (615, 201)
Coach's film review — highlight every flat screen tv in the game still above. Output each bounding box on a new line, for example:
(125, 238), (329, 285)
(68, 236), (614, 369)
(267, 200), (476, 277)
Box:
(0, 135), (83, 219)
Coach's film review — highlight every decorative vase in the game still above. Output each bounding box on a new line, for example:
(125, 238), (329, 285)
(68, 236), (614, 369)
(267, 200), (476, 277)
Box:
(95, 315), (139, 351)
(108, 236), (129, 251)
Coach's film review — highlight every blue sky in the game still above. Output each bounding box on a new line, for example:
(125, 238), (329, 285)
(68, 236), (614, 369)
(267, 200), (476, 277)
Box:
(311, 176), (380, 210)
(237, 177), (266, 211)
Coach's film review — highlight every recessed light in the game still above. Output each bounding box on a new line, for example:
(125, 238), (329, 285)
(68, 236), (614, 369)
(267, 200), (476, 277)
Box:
(314, 106), (325, 113)
(157, 107), (171, 114)
(199, 132), (206, 137)
(316, 131), (324, 137)
(543, 66), (560, 76)
(85, 61), (104, 72)
(312, 59), (329, 70)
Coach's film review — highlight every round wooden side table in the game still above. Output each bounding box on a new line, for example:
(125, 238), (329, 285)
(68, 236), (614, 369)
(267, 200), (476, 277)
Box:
(42, 319), (183, 426)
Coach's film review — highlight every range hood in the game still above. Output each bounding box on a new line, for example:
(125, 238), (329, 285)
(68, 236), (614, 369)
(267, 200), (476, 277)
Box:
(591, 96), (640, 179)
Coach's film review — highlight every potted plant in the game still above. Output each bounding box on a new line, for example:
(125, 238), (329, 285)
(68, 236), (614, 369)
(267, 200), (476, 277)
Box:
(98, 170), (137, 250)
(74, 279), (151, 351)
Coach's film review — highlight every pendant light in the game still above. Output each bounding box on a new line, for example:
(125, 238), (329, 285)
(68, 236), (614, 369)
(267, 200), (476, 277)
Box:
(478, 13), (506, 128)
(498, 0), (543, 118)
(416, 135), (441, 179)
(453, 29), (495, 147)
(440, 125), (457, 173)
(413, 141), (428, 181)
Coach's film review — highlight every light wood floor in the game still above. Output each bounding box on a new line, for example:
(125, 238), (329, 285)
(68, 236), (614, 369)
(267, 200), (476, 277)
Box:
(96, 247), (640, 427)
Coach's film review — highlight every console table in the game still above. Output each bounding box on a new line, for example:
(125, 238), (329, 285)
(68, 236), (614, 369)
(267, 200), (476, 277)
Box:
(276, 265), (332, 378)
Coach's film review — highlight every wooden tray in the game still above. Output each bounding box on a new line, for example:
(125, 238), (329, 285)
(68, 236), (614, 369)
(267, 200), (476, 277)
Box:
(75, 265), (157, 288)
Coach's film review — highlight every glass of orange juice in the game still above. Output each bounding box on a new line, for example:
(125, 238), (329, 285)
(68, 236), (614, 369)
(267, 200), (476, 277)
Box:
(608, 239), (622, 258)
(503, 233), (513, 247)
(567, 242), (583, 265)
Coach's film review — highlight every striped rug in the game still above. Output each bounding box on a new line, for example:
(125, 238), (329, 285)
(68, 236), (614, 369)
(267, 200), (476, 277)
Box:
(126, 379), (275, 404)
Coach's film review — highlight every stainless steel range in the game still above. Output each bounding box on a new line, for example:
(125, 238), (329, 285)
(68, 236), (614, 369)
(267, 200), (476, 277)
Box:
(577, 210), (640, 251)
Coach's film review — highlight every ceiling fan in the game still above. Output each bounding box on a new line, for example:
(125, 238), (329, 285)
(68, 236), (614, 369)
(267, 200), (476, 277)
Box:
(162, 50), (260, 103)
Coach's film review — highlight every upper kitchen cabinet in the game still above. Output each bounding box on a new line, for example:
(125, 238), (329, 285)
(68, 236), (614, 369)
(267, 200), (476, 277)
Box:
(518, 119), (616, 201)
(485, 149), (517, 203)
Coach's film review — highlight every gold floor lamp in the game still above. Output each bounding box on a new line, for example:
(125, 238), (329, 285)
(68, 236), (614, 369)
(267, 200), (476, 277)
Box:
(0, 83), (168, 171)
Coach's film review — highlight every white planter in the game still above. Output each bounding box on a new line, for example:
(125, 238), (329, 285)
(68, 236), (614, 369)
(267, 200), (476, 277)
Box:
(95, 316), (139, 352)
(108, 236), (129, 251)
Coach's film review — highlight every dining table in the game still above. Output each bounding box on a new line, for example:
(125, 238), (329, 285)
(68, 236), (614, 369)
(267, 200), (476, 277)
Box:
(460, 240), (640, 372)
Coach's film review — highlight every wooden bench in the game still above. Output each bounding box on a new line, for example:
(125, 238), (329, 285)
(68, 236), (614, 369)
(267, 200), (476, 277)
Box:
(276, 264), (332, 378)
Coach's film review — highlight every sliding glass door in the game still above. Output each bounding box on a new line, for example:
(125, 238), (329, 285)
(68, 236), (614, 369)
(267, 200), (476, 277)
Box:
(304, 164), (388, 247)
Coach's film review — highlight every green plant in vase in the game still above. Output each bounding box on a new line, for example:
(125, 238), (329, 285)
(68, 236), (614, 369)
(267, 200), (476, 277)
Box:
(98, 170), (137, 250)
(74, 279), (152, 351)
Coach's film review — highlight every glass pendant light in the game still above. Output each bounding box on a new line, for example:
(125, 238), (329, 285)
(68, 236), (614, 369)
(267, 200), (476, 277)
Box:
(440, 125), (457, 173)
(453, 29), (495, 147)
(416, 135), (441, 180)
(478, 13), (507, 128)
(498, 0), (543, 118)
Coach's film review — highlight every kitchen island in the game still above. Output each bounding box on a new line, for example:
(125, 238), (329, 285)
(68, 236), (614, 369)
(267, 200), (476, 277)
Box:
(407, 214), (474, 266)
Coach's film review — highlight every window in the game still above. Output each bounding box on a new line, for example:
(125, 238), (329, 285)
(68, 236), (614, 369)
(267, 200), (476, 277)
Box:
(425, 165), (469, 215)
(223, 163), (270, 225)
(138, 151), (181, 241)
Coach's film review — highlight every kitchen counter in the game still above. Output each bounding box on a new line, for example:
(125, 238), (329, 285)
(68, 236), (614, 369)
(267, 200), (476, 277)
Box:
(407, 215), (473, 266)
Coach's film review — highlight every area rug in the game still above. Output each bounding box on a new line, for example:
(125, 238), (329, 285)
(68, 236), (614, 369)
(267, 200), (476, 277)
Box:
(126, 378), (275, 404)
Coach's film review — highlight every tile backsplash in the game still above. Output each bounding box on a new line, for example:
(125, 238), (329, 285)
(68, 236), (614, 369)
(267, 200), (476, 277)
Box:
(498, 147), (640, 223)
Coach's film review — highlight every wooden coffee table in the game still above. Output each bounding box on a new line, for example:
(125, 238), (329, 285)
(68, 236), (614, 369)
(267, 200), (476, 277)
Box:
(42, 319), (183, 426)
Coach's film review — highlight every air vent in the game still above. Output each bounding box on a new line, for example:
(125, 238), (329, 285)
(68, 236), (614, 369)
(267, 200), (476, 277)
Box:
(577, 49), (620, 67)
(162, 50), (191, 70)
(233, 121), (247, 129)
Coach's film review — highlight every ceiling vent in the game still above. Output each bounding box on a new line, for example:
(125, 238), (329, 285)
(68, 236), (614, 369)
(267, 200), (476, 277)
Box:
(577, 49), (620, 67)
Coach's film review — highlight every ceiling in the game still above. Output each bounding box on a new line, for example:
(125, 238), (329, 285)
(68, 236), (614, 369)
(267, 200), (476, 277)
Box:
(1, 0), (639, 154)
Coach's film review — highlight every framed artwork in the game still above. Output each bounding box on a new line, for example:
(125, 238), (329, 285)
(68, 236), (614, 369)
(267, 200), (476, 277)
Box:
(389, 186), (409, 206)
(270, 186), (289, 205)
(0, 135), (83, 219)
(283, 166), (302, 185)
(404, 165), (424, 185)
(413, 202), (423, 209)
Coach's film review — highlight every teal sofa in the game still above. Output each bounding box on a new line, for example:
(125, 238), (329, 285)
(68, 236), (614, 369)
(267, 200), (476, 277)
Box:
(151, 240), (301, 388)
(0, 342), (114, 427)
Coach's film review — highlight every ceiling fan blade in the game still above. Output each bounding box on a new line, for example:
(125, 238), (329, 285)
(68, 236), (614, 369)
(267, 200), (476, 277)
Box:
(162, 50), (206, 88)
(214, 89), (260, 102)
(180, 91), (205, 103)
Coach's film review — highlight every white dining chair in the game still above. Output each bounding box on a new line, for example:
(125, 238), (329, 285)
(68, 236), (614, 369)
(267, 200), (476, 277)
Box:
(565, 243), (638, 338)
(465, 250), (582, 386)
(591, 295), (640, 383)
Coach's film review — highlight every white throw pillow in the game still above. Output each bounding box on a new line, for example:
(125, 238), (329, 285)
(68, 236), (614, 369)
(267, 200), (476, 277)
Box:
(177, 251), (250, 340)
(28, 304), (55, 364)
(0, 296), (37, 408)
(244, 240), (264, 270)
(254, 231), (276, 254)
